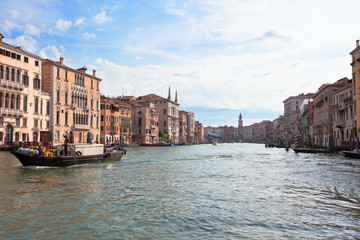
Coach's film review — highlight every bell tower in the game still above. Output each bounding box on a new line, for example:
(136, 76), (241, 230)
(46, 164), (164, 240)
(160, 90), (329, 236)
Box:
(238, 113), (243, 128)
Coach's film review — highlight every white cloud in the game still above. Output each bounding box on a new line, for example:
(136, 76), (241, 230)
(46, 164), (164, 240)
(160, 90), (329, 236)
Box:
(74, 18), (85, 26)
(39, 45), (64, 60)
(8, 10), (20, 19)
(56, 19), (72, 32)
(93, 10), (112, 24)
(24, 24), (40, 36)
(8, 35), (38, 53)
(83, 32), (96, 39)
(0, 20), (20, 33)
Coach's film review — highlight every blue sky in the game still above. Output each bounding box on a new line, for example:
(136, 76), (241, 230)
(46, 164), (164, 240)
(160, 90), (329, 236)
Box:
(1, 0), (359, 126)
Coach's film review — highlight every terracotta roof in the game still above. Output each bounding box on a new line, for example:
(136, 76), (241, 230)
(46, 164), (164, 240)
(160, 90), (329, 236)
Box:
(137, 94), (167, 102)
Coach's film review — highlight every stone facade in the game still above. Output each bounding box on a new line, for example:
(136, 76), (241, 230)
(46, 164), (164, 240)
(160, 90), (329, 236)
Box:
(350, 40), (360, 136)
(332, 78), (353, 150)
(42, 57), (101, 146)
(311, 78), (347, 148)
(131, 101), (159, 144)
(136, 90), (179, 143)
(100, 96), (132, 146)
(0, 35), (50, 146)
(194, 121), (203, 143)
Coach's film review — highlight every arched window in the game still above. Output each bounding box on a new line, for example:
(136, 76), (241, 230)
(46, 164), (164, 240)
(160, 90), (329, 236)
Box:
(4, 93), (9, 108)
(56, 110), (60, 124)
(23, 96), (27, 112)
(65, 91), (68, 105)
(34, 98), (39, 113)
(16, 95), (20, 109)
(5, 67), (9, 80)
(10, 68), (14, 81)
(46, 101), (50, 115)
(57, 88), (60, 103)
(16, 70), (20, 82)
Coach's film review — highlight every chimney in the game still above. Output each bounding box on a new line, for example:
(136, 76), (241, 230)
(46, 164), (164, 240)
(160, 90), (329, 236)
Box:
(0, 33), (4, 42)
(60, 57), (64, 65)
(357, 40), (359, 48)
(93, 69), (96, 77)
(175, 90), (178, 103)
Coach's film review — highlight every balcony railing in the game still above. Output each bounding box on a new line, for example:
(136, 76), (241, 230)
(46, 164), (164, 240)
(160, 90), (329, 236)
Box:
(0, 108), (24, 116)
(335, 120), (345, 128)
(0, 79), (25, 89)
(73, 124), (90, 130)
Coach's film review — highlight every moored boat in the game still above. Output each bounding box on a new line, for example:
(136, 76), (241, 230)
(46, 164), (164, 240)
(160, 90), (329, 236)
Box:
(342, 150), (360, 159)
(292, 148), (333, 154)
(139, 143), (172, 147)
(10, 144), (126, 167)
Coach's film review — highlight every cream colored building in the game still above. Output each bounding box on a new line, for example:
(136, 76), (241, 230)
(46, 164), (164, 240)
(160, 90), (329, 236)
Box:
(42, 57), (101, 146)
(0, 33), (50, 146)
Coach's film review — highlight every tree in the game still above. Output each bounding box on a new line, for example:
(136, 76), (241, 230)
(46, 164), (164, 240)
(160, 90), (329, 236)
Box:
(159, 131), (169, 140)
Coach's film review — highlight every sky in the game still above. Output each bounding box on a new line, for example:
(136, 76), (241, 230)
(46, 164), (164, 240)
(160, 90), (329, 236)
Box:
(1, 0), (359, 127)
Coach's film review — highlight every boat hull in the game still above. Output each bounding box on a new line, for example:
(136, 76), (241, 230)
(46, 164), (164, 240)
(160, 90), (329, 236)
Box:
(292, 148), (333, 154)
(11, 150), (124, 167)
(139, 143), (172, 147)
(342, 151), (360, 159)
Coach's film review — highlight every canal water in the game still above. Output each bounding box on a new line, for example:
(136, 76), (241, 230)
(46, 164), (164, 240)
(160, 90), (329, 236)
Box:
(0, 143), (359, 239)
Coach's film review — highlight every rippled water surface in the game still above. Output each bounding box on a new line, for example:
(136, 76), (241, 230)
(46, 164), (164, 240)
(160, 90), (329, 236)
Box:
(1, 143), (360, 239)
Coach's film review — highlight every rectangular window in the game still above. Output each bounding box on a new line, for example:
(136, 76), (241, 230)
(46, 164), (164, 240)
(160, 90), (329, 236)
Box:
(0, 117), (3, 125)
(23, 119), (27, 127)
(164, 121), (166, 127)
(138, 117), (142, 127)
(15, 118), (20, 127)
(101, 126), (104, 132)
(24, 56), (28, 63)
(101, 115), (104, 121)
(22, 133), (27, 141)
(16, 54), (21, 60)
(164, 109), (166, 114)
(46, 121), (50, 129)
(35, 60), (39, 66)
(0, 132), (3, 142)
(40, 120), (42, 129)
(56, 131), (60, 140)
(34, 119), (38, 128)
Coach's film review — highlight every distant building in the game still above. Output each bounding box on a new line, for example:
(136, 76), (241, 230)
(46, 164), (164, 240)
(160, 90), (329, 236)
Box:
(311, 78), (347, 148)
(273, 115), (285, 146)
(131, 101), (159, 144)
(350, 40), (360, 138)
(100, 96), (132, 146)
(283, 93), (315, 145)
(332, 78), (353, 150)
(195, 121), (204, 143)
(136, 87), (180, 143)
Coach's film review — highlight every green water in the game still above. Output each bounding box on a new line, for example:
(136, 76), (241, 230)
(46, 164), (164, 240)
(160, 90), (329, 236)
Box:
(0, 143), (360, 239)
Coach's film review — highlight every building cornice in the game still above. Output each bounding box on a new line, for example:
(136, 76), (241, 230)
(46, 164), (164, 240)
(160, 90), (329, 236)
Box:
(42, 60), (102, 81)
(0, 42), (43, 61)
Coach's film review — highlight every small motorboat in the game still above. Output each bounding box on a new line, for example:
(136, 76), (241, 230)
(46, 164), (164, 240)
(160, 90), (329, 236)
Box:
(342, 150), (360, 159)
(11, 144), (126, 167)
(139, 143), (172, 147)
(292, 148), (333, 154)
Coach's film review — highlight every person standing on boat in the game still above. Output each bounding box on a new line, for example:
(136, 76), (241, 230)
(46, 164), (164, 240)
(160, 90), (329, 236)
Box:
(63, 134), (69, 156)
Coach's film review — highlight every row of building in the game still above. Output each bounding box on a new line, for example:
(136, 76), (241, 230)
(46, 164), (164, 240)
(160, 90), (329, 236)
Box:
(240, 39), (360, 150)
(0, 33), (205, 147)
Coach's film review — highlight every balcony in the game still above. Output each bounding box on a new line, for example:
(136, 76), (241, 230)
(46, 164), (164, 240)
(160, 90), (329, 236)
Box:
(150, 124), (157, 129)
(0, 108), (24, 116)
(335, 120), (345, 128)
(344, 97), (352, 105)
(73, 124), (90, 130)
(0, 79), (25, 90)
